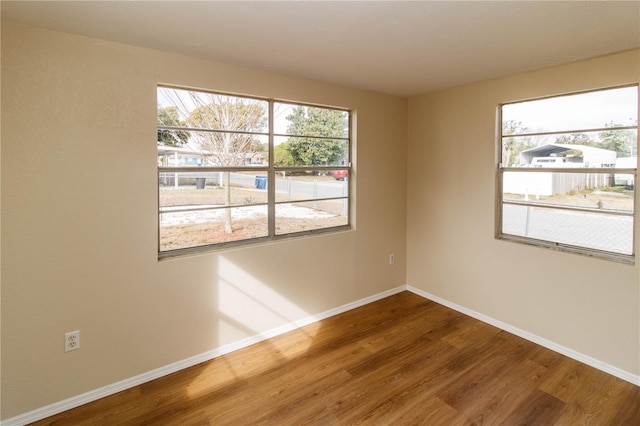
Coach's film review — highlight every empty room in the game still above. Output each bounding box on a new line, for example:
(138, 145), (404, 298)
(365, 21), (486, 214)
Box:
(1, 1), (639, 425)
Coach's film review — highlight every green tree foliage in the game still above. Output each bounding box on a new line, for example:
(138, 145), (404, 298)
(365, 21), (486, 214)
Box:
(274, 142), (295, 167)
(285, 106), (348, 166)
(157, 106), (189, 147)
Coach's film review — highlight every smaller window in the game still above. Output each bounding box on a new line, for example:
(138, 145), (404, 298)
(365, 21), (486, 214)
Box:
(498, 85), (638, 262)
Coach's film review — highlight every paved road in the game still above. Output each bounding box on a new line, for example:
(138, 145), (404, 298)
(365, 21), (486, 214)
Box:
(231, 173), (348, 200)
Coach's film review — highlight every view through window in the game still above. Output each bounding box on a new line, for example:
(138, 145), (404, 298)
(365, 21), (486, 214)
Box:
(158, 86), (351, 255)
(498, 85), (638, 262)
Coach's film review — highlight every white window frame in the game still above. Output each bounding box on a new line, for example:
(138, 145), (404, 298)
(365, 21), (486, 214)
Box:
(496, 85), (638, 264)
(157, 85), (352, 258)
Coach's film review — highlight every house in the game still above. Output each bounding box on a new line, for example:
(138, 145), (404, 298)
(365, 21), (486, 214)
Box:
(157, 145), (207, 167)
(1, 2), (638, 423)
(157, 146), (266, 167)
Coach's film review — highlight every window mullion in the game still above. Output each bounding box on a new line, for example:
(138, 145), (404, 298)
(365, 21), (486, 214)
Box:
(268, 100), (276, 237)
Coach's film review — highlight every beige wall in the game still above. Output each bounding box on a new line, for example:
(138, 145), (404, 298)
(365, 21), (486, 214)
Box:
(0, 22), (407, 418)
(2, 19), (638, 421)
(407, 50), (640, 377)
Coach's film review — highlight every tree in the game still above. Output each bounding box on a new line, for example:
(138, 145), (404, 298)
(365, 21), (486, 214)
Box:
(274, 142), (295, 167)
(597, 121), (636, 158)
(502, 120), (534, 166)
(285, 106), (348, 166)
(157, 106), (189, 147)
(187, 100), (267, 167)
(554, 122), (637, 158)
(554, 133), (596, 146)
(186, 96), (267, 233)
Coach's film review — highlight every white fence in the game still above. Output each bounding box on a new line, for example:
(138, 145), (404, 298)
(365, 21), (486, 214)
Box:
(503, 171), (613, 196)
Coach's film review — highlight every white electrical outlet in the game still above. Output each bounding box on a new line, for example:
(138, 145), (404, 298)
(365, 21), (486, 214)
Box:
(65, 330), (80, 352)
(389, 253), (395, 265)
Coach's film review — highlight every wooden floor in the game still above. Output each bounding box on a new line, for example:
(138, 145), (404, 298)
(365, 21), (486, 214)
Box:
(32, 291), (639, 425)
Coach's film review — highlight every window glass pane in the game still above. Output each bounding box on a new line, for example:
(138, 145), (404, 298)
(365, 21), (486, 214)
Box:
(158, 87), (268, 133)
(502, 86), (638, 134)
(159, 171), (268, 207)
(502, 130), (637, 168)
(502, 129), (637, 168)
(272, 169), (349, 203)
(158, 133), (267, 168)
(502, 170), (634, 255)
(274, 136), (349, 167)
(160, 205), (268, 251)
(503, 171), (634, 211)
(275, 201), (348, 235)
(502, 204), (633, 255)
(274, 103), (349, 137)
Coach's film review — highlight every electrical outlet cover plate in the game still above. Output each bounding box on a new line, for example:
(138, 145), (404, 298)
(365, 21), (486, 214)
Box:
(65, 330), (80, 352)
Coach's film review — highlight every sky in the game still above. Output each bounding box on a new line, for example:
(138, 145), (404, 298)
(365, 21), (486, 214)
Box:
(502, 86), (638, 134)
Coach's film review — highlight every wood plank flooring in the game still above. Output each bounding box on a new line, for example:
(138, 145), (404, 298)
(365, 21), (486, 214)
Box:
(31, 291), (640, 425)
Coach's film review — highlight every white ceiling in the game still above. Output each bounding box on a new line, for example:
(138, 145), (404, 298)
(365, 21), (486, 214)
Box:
(2, 1), (639, 97)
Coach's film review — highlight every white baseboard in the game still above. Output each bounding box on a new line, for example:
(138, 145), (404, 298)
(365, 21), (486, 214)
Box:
(5, 283), (637, 425)
(406, 285), (640, 387)
(1, 286), (406, 426)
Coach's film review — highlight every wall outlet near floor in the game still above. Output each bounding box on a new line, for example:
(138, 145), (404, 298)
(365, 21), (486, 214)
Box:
(389, 253), (395, 265)
(65, 330), (80, 352)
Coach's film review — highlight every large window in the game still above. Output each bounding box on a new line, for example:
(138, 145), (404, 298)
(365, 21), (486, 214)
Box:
(498, 85), (638, 263)
(157, 86), (351, 256)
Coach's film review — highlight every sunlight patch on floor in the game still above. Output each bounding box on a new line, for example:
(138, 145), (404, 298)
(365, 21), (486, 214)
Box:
(187, 256), (323, 398)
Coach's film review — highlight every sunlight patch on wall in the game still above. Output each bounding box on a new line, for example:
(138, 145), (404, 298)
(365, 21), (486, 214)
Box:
(216, 256), (319, 353)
